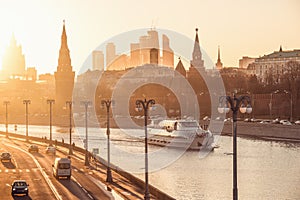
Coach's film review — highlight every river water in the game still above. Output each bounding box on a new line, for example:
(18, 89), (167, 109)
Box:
(2, 124), (300, 200)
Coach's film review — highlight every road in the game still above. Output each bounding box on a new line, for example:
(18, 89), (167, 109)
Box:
(0, 135), (112, 200)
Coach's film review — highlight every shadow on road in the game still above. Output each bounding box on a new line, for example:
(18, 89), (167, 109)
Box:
(12, 195), (32, 200)
(58, 178), (85, 198)
(29, 152), (45, 158)
(1, 161), (16, 169)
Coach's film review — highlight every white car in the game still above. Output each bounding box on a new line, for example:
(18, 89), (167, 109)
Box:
(294, 120), (300, 125)
(280, 120), (292, 125)
(46, 146), (56, 155)
(260, 120), (271, 124)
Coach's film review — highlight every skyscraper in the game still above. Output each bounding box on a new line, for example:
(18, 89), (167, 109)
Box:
(162, 34), (174, 68)
(92, 50), (104, 71)
(2, 34), (26, 79)
(106, 43), (116, 67)
(139, 30), (159, 65)
(54, 20), (75, 114)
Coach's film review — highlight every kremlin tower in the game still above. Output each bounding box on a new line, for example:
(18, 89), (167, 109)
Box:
(54, 21), (75, 115)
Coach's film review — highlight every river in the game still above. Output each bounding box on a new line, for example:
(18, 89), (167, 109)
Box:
(2, 124), (300, 200)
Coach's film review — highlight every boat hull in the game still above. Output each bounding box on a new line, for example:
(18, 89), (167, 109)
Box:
(148, 133), (214, 150)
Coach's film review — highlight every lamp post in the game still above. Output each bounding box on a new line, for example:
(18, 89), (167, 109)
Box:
(284, 90), (293, 122)
(47, 99), (55, 145)
(81, 101), (92, 166)
(269, 90), (279, 119)
(135, 98), (155, 200)
(23, 100), (31, 141)
(101, 99), (113, 183)
(218, 94), (252, 200)
(66, 101), (73, 155)
(3, 101), (10, 137)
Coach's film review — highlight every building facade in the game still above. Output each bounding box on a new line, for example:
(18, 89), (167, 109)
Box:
(253, 47), (300, 83)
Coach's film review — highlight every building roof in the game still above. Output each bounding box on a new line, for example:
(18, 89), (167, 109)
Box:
(258, 49), (300, 60)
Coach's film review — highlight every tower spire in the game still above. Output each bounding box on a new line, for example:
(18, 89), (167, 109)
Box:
(279, 45), (282, 52)
(57, 20), (72, 72)
(217, 46), (221, 62)
(195, 28), (199, 43)
(216, 45), (223, 70)
(190, 28), (204, 71)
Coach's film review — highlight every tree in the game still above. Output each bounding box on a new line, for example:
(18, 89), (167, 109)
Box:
(281, 61), (300, 120)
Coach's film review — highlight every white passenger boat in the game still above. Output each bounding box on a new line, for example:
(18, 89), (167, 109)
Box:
(148, 119), (214, 150)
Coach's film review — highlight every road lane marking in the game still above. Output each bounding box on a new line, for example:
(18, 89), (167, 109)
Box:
(5, 143), (63, 200)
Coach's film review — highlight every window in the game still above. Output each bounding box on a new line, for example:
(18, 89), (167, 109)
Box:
(58, 163), (70, 169)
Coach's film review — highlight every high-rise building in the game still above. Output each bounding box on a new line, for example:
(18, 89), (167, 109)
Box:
(162, 34), (174, 68)
(139, 30), (159, 65)
(215, 46), (223, 70)
(1, 34), (26, 79)
(54, 21), (75, 114)
(106, 43), (117, 67)
(92, 51), (104, 71)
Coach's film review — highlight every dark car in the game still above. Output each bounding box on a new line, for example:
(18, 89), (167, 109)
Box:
(1, 152), (12, 162)
(28, 144), (39, 153)
(11, 180), (29, 196)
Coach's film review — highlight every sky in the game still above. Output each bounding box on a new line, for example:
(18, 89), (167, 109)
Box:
(0, 0), (299, 75)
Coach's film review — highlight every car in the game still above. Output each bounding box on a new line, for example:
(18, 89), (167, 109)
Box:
(244, 118), (251, 122)
(260, 120), (272, 124)
(46, 145), (56, 155)
(295, 120), (300, 125)
(1, 152), (12, 162)
(11, 180), (29, 196)
(280, 119), (292, 125)
(28, 144), (39, 153)
(250, 118), (261, 123)
(281, 120), (292, 125)
(272, 118), (280, 124)
(224, 118), (232, 122)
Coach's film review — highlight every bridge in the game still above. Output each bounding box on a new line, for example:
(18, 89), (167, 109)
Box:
(0, 131), (175, 200)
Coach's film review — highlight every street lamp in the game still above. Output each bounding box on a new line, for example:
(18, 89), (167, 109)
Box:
(218, 94), (252, 200)
(66, 101), (73, 155)
(23, 100), (31, 141)
(101, 99), (113, 183)
(3, 101), (10, 137)
(284, 90), (293, 122)
(135, 98), (155, 200)
(47, 99), (55, 145)
(269, 90), (279, 119)
(81, 100), (92, 166)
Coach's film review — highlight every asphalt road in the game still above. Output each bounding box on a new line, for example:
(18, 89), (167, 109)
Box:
(0, 135), (112, 200)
